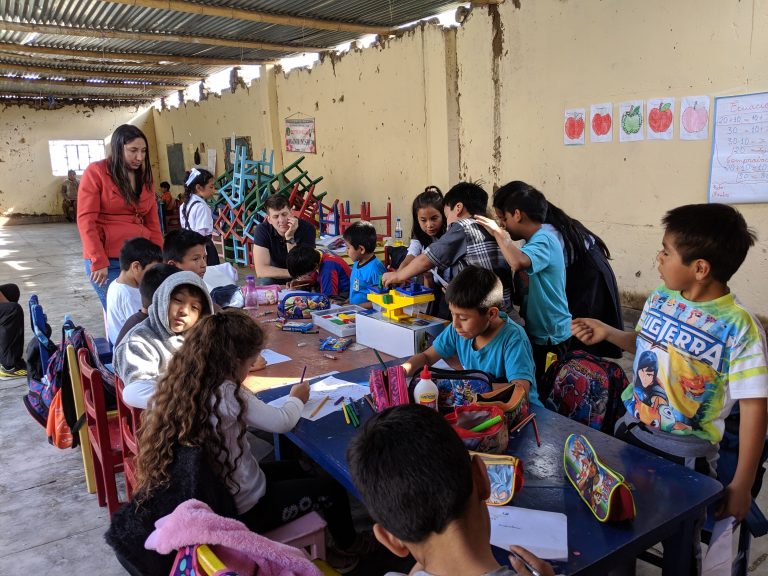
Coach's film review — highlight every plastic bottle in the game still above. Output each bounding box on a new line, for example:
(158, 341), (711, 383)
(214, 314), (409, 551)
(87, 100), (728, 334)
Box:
(394, 217), (403, 246)
(414, 365), (438, 410)
(242, 275), (259, 310)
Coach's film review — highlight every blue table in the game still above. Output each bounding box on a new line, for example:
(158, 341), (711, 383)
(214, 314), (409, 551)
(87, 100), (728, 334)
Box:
(258, 363), (723, 575)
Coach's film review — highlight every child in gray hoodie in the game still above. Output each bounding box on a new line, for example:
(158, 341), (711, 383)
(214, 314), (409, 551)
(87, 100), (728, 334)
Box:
(114, 271), (213, 408)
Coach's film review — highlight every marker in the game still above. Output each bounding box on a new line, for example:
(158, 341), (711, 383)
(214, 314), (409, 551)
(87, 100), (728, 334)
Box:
(469, 415), (502, 433)
(334, 396), (345, 406)
(342, 403), (351, 425)
(309, 395), (329, 419)
(373, 349), (387, 371)
(346, 402), (359, 427)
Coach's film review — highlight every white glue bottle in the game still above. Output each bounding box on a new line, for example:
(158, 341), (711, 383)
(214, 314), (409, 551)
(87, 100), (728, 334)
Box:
(414, 365), (438, 410)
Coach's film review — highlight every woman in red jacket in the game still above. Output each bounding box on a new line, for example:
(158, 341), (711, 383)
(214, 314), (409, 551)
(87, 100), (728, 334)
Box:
(77, 124), (163, 309)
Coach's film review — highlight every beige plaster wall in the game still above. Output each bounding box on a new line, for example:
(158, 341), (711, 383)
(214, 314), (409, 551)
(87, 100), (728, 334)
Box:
(275, 25), (456, 234)
(152, 83), (272, 198)
(0, 104), (153, 215)
(457, 0), (768, 315)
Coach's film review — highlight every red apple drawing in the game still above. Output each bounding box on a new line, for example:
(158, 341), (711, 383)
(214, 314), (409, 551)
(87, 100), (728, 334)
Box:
(591, 112), (612, 136)
(682, 102), (708, 133)
(648, 102), (673, 133)
(565, 115), (585, 140)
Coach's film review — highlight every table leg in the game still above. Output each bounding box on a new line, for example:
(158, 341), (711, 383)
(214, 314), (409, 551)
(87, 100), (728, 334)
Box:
(273, 432), (282, 461)
(662, 517), (694, 576)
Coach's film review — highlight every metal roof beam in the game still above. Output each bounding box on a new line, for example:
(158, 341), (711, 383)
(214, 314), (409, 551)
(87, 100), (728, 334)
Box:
(0, 90), (152, 102)
(0, 75), (186, 91)
(0, 43), (270, 65)
(0, 20), (321, 53)
(0, 60), (202, 83)
(104, 0), (391, 35)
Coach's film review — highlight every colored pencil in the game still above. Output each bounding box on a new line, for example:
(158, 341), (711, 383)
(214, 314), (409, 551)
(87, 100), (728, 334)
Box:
(342, 403), (351, 425)
(309, 395), (329, 419)
(299, 365), (307, 384)
(469, 415), (502, 433)
(364, 394), (376, 411)
(373, 349), (387, 371)
(509, 412), (535, 435)
(531, 415), (541, 447)
(334, 396), (345, 406)
(346, 402), (359, 427)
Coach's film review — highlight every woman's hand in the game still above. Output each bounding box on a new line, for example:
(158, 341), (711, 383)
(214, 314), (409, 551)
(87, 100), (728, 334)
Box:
(91, 266), (108, 286)
(290, 381), (311, 403)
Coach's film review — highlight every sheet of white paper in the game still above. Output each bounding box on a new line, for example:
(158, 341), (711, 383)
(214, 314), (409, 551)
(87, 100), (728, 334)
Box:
(590, 102), (613, 143)
(432, 359), (452, 369)
(679, 95), (710, 140)
(207, 148), (217, 173)
(619, 100), (644, 142)
(563, 108), (586, 145)
(646, 97), (675, 140)
(702, 516), (734, 576)
(267, 375), (368, 421)
(260, 348), (292, 366)
(488, 505), (568, 561)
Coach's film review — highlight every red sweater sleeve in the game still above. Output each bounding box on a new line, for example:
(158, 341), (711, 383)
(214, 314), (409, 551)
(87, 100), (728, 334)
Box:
(77, 161), (109, 270)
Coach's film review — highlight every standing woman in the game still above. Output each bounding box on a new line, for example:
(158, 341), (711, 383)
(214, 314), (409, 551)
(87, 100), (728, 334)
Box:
(180, 168), (220, 265)
(77, 124), (163, 309)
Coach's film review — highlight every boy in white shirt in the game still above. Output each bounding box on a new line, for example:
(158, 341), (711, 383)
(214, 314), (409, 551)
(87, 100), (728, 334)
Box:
(106, 237), (162, 344)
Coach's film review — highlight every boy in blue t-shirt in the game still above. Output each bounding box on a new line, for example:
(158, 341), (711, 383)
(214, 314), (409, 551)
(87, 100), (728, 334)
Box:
(475, 181), (571, 398)
(402, 266), (539, 406)
(343, 221), (386, 308)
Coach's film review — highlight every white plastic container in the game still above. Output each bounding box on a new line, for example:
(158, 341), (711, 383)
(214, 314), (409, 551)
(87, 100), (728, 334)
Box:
(414, 365), (438, 410)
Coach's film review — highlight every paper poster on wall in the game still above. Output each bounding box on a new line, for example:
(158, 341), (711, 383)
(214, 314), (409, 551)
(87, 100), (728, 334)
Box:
(680, 96), (710, 140)
(207, 149), (217, 173)
(647, 98), (675, 140)
(708, 91), (768, 204)
(590, 103), (613, 143)
(563, 108), (585, 145)
(619, 101), (644, 142)
(285, 118), (317, 153)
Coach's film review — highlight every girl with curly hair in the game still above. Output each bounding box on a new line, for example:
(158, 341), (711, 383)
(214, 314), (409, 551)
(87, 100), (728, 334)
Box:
(135, 309), (364, 570)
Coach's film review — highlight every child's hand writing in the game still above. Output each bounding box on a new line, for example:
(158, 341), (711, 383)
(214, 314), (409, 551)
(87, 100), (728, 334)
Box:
(290, 381), (310, 403)
(571, 318), (609, 346)
(508, 545), (555, 576)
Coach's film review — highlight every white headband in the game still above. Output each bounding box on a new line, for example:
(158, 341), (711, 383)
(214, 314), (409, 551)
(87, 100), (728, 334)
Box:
(185, 167), (201, 187)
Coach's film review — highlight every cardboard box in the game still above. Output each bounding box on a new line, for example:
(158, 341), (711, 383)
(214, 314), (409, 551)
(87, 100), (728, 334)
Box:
(355, 312), (449, 358)
(310, 305), (370, 337)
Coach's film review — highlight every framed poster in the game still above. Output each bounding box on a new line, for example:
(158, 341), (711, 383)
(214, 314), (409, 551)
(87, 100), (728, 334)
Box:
(285, 118), (316, 154)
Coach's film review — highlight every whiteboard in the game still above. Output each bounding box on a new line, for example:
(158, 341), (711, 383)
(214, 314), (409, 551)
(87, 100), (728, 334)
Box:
(708, 92), (768, 204)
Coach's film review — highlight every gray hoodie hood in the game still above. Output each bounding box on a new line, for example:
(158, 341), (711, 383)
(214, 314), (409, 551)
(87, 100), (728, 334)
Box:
(148, 270), (213, 337)
(114, 270), (213, 408)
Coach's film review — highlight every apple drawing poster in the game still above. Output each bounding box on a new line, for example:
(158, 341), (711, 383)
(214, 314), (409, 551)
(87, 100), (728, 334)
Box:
(647, 98), (675, 140)
(564, 108), (586, 145)
(619, 100), (644, 142)
(680, 96), (710, 141)
(590, 103), (613, 143)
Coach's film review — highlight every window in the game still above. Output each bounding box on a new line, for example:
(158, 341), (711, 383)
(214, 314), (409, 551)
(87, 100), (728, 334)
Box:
(48, 140), (106, 176)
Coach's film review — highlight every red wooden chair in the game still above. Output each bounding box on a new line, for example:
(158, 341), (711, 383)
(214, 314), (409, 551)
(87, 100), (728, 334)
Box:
(115, 375), (142, 500)
(78, 348), (124, 516)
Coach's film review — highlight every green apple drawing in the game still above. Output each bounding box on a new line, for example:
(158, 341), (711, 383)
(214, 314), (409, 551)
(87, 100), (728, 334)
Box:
(621, 105), (643, 134)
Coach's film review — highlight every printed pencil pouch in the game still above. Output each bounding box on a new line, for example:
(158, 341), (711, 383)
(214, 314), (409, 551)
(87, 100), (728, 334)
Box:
(471, 452), (524, 506)
(445, 405), (508, 454)
(408, 367), (493, 412)
(277, 291), (330, 319)
(475, 384), (529, 431)
(369, 365), (408, 411)
(563, 433), (636, 522)
(254, 284), (280, 305)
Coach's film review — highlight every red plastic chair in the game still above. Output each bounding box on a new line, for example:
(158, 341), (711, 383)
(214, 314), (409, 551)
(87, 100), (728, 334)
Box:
(115, 375), (142, 500)
(77, 348), (124, 516)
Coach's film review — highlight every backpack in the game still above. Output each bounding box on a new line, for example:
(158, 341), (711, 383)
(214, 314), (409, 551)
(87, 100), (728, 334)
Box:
(22, 320), (104, 448)
(407, 367), (494, 412)
(24, 323), (55, 383)
(543, 350), (628, 434)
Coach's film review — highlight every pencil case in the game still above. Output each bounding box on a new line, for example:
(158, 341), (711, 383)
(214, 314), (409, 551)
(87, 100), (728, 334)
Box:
(445, 405), (508, 454)
(369, 365), (408, 411)
(254, 284), (280, 305)
(277, 291), (331, 319)
(563, 433), (636, 522)
(471, 452), (524, 506)
(407, 368), (493, 412)
(475, 384), (529, 431)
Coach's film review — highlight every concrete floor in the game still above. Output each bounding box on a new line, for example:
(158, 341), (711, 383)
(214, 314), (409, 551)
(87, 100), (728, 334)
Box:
(0, 223), (766, 575)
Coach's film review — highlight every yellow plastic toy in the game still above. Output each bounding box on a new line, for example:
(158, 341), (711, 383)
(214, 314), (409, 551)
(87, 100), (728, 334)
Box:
(367, 285), (435, 322)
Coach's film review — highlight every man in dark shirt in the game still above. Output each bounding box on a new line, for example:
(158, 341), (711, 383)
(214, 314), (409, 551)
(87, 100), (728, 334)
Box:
(0, 283), (26, 379)
(252, 195), (316, 284)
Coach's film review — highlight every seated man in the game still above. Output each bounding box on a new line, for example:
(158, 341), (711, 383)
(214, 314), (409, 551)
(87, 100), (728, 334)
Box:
(0, 283), (26, 379)
(252, 195), (316, 285)
(348, 404), (554, 576)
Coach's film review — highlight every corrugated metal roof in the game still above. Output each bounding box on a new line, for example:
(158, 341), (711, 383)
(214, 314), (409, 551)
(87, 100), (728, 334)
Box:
(0, 0), (461, 104)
